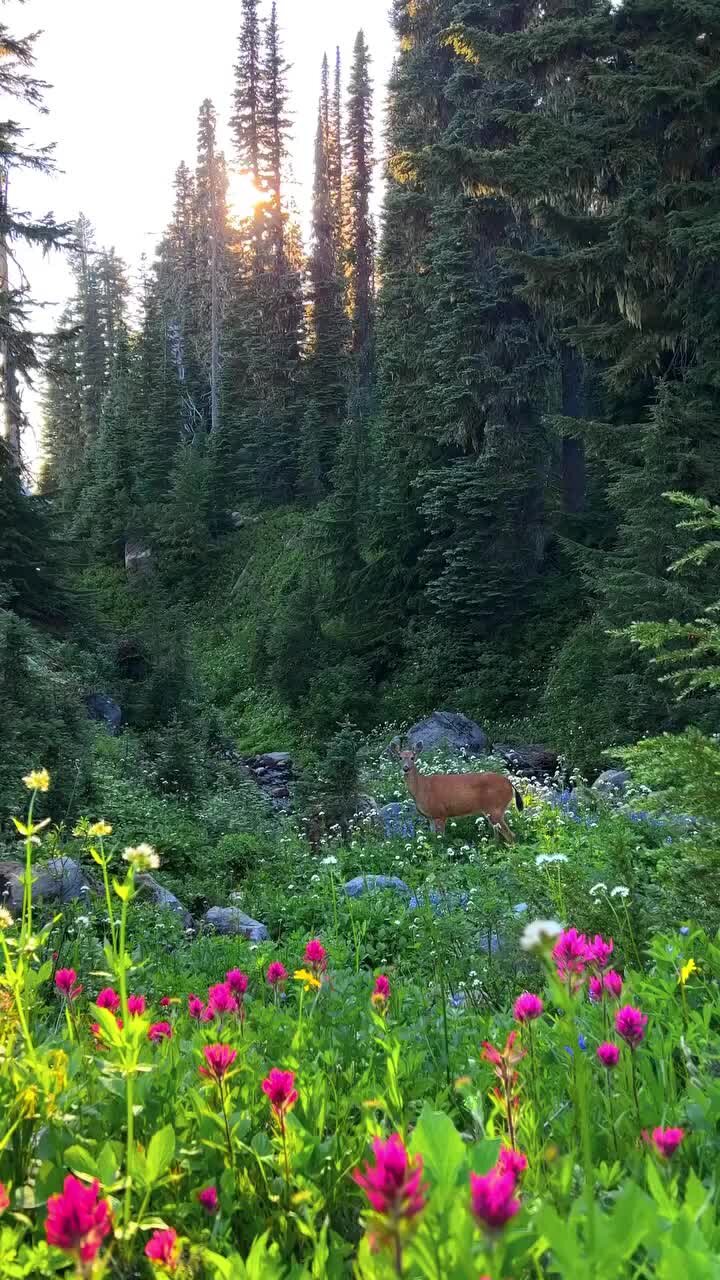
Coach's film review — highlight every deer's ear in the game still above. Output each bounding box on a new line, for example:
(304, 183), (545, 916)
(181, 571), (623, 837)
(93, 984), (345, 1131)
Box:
(414, 740), (423, 755)
(389, 739), (400, 758)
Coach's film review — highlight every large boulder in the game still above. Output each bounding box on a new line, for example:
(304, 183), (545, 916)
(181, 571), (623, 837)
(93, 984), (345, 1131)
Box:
(136, 874), (193, 928)
(343, 875), (411, 900)
(492, 743), (559, 778)
(398, 711), (489, 757)
(0, 857), (96, 911)
(593, 769), (631, 796)
(85, 693), (122, 735)
(203, 906), (269, 941)
(124, 539), (153, 576)
(378, 802), (424, 838)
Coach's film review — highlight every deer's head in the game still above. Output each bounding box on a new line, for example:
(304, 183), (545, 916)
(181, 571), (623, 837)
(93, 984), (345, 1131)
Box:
(392, 741), (423, 774)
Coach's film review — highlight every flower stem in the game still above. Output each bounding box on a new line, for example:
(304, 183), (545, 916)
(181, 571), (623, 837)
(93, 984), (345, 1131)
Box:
(630, 1050), (641, 1127)
(22, 791), (36, 938)
(219, 1080), (235, 1173)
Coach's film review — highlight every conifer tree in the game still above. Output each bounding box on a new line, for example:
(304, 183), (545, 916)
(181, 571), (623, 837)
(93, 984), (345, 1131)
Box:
(232, 0), (263, 184)
(193, 99), (228, 436)
(345, 31), (374, 384)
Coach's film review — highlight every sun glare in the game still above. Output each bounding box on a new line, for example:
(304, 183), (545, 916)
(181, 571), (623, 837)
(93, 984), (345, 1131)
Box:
(226, 171), (266, 220)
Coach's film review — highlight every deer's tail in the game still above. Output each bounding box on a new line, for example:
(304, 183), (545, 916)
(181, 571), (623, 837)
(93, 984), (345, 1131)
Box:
(514, 788), (524, 812)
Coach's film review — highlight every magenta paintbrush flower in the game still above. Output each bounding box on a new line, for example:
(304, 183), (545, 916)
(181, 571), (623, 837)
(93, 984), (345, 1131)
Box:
(589, 976), (603, 1003)
(603, 970), (623, 999)
(372, 974), (391, 1013)
(147, 1021), (173, 1042)
(262, 1067), (298, 1119)
(197, 1185), (219, 1213)
(95, 987), (120, 1012)
(187, 993), (204, 1019)
(199, 1043), (237, 1083)
(353, 1133), (427, 1221)
(267, 961), (288, 987)
(207, 982), (238, 1016)
(497, 1146), (528, 1179)
(127, 994), (146, 1017)
(470, 1168), (521, 1231)
(552, 928), (590, 979)
(596, 1041), (620, 1068)
(304, 938), (327, 973)
(588, 934), (614, 970)
(513, 992), (543, 1022)
(650, 1126), (685, 1159)
(45, 1174), (112, 1263)
(226, 969), (249, 996)
(145, 1227), (180, 1271)
(615, 1004), (648, 1049)
(55, 969), (82, 1001)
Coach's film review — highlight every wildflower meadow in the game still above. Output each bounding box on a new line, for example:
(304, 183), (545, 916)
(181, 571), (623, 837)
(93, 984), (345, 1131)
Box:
(1, 765), (720, 1279)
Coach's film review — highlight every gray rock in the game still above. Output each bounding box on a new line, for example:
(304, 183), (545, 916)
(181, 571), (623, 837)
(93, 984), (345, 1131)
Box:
(378, 801), (424, 838)
(136, 874), (193, 928)
(0, 856), (98, 909)
(124, 539), (153, 575)
(593, 769), (631, 795)
(492, 743), (559, 777)
(260, 752), (292, 767)
(407, 889), (470, 914)
(203, 906), (269, 941)
(402, 711), (488, 757)
(343, 875), (411, 900)
(85, 693), (122, 734)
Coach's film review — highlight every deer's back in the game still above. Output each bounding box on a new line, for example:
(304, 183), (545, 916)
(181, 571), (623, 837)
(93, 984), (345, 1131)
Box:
(416, 771), (513, 819)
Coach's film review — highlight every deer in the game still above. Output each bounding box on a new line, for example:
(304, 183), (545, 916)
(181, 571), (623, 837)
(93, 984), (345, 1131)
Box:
(392, 742), (523, 844)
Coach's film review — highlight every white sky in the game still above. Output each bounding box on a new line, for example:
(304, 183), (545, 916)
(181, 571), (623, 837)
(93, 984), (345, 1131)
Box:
(6, 0), (396, 458)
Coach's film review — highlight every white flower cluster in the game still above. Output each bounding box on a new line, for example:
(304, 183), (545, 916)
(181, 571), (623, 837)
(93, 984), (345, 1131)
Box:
(535, 853), (568, 867)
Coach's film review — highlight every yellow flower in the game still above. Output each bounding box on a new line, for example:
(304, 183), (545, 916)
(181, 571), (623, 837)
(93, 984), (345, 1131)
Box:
(293, 968), (321, 992)
(22, 768), (50, 793)
(0, 908), (13, 930)
(679, 958), (698, 986)
(123, 843), (159, 872)
(88, 820), (112, 838)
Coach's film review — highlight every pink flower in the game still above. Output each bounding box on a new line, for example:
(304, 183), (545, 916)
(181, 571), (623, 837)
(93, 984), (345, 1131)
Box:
(372, 974), (391, 1013)
(304, 938), (327, 973)
(651, 1126), (685, 1159)
(127, 995), (146, 1017)
(200, 1004), (215, 1023)
(353, 1134), (427, 1221)
(55, 969), (82, 1001)
(588, 934), (614, 970)
(226, 969), (249, 997)
(615, 1004), (648, 1049)
(45, 1174), (112, 1262)
(596, 1041), (620, 1068)
(197, 1185), (219, 1213)
(148, 1021), (173, 1042)
(469, 1168), (521, 1231)
(159, 996), (172, 1008)
(188, 994), (204, 1020)
(513, 992), (543, 1022)
(603, 970), (623, 999)
(207, 982), (238, 1017)
(96, 987), (120, 1012)
(0, 1183), (9, 1214)
(497, 1147), (528, 1180)
(267, 961), (288, 987)
(199, 1043), (237, 1083)
(552, 928), (590, 979)
(145, 1227), (180, 1271)
(588, 976), (604, 1003)
(374, 974), (391, 1001)
(262, 1067), (298, 1119)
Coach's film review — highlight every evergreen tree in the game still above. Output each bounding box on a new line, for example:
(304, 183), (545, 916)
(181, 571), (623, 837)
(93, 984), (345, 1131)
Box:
(345, 31), (375, 384)
(193, 99), (228, 436)
(259, 1), (290, 263)
(301, 54), (348, 496)
(232, 0), (263, 184)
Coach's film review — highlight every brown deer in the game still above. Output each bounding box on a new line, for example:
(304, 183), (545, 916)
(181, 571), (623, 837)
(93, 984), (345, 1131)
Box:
(393, 742), (523, 844)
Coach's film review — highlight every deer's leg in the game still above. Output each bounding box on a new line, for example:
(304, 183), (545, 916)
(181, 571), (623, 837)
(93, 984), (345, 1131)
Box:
(432, 817), (446, 835)
(495, 814), (514, 845)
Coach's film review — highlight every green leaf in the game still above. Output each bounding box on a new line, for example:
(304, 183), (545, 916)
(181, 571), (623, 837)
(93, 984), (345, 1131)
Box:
(145, 1124), (175, 1184)
(63, 1145), (98, 1178)
(96, 1143), (119, 1189)
(409, 1103), (466, 1192)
